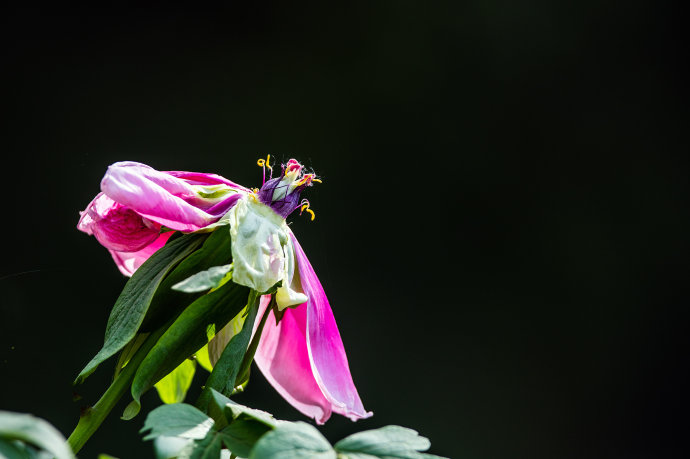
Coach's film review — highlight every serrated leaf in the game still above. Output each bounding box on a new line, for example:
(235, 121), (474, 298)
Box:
(334, 425), (443, 459)
(140, 227), (233, 332)
(249, 421), (335, 459)
(196, 293), (259, 410)
(172, 265), (233, 293)
(141, 404), (214, 441)
(75, 233), (205, 384)
(126, 281), (250, 419)
(0, 411), (75, 459)
(154, 359), (197, 404)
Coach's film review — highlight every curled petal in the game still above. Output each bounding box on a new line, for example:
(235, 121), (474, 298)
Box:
(254, 234), (371, 423)
(78, 193), (161, 252)
(108, 231), (174, 277)
(101, 162), (242, 232)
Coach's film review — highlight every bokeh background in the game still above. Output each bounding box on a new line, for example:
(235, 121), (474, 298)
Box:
(1, 2), (688, 458)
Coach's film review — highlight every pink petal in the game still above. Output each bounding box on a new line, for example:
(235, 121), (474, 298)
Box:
(165, 170), (251, 192)
(254, 235), (371, 424)
(254, 297), (336, 423)
(78, 192), (161, 252)
(108, 231), (174, 277)
(101, 162), (236, 232)
(290, 233), (372, 422)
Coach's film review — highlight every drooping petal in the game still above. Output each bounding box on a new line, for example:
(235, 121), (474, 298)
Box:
(254, 298), (336, 423)
(254, 235), (371, 424)
(108, 231), (174, 277)
(290, 233), (372, 421)
(101, 162), (242, 232)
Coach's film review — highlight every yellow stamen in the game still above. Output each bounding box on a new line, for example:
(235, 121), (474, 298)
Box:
(257, 155), (272, 172)
(301, 203), (316, 221)
(312, 178), (322, 183)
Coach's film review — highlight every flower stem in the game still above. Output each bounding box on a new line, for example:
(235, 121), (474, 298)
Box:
(67, 327), (166, 454)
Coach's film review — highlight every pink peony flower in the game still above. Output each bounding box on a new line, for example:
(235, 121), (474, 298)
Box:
(78, 159), (371, 424)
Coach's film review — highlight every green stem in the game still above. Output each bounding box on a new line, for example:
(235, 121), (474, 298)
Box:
(234, 296), (274, 387)
(67, 327), (166, 454)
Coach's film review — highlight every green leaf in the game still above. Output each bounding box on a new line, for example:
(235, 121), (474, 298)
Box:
(126, 281), (250, 419)
(141, 404), (214, 441)
(218, 420), (272, 458)
(195, 344), (213, 373)
(172, 265), (233, 293)
(141, 227), (233, 332)
(153, 436), (193, 459)
(0, 439), (32, 459)
(75, 233), (205, 384)
(154, 359), (197, 404)
(179, 432), (222, 459)
(249, 422), (335, 459)
(222, 401), (277, 429)
(0, 411), (75, 459)
(334, 426), (443, 459)
(196, 292), (259, 410)
(113, 332), (149, 379)
(203, 390), (276, 457)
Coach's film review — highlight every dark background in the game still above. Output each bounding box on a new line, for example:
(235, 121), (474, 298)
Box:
(1, 2), (688, 458)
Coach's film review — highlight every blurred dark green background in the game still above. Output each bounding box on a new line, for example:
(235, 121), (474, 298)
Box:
(1, 2), (688, 458)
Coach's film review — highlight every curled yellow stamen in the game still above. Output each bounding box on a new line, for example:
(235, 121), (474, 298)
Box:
(301, 203), (316, 221)
(257, 154), (272, 171)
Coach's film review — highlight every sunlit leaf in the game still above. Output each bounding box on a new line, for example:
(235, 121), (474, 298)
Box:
(141, 404), (214, 441)
(154, 359), (197, 404)
(172, 265), (232, 293)
(249, 422), (335, 459)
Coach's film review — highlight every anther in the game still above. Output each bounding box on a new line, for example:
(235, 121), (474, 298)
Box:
(300, 203), (316, 221)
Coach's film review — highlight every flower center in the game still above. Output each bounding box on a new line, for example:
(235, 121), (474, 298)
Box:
(255, 156), (320, 219)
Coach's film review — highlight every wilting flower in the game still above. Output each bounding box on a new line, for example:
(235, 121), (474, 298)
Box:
(78, 158), (371, 424)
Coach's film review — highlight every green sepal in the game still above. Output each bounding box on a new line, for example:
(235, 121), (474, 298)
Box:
(75, 233), (205, 384)
(125, 281), (250, 419)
